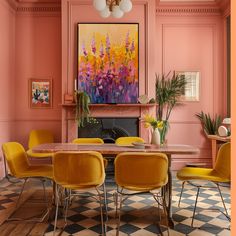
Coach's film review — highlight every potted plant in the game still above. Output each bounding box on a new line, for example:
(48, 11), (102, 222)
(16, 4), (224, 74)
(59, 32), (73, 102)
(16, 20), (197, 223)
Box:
(195, 111), (222, 135)
(155, 72), (187, 144)
(74, 90), (91, 127)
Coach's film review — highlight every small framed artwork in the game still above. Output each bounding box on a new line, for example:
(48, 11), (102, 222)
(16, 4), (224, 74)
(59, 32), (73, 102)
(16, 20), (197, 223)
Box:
(175, 71), (200, 101)
(29, 78), (52, 108)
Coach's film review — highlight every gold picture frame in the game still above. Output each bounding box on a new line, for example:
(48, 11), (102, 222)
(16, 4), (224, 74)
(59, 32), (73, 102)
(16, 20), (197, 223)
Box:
(175, 71), (200, 101)
(29, 78), (52, 108)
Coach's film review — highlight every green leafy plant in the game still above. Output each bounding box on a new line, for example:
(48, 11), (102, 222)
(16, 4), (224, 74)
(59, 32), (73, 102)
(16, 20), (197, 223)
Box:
(156, 72), (186, 121)
(155, 72), (187, 143)
(75, 91), (91, 127)
(195, 111), (222, 135)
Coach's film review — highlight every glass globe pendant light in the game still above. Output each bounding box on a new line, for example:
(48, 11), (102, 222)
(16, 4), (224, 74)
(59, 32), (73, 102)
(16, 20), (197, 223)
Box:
(112, 5), (124, 18)
(100, 6), (111, 18)
(119, 0), (132, 13)
(93, 0), (133, 18)
(93, 0), (106, 11)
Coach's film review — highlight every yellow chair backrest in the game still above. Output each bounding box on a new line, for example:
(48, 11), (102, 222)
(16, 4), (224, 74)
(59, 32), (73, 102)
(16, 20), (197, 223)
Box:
(115, 152), (168, 189)
(72, 138), (104, 144)
(115, 137), (144, 145)
(28, 130), (54, 149)
(214, 142), (231, 180)
(53, 151), (105, 187)
(2, 142), (30, 177)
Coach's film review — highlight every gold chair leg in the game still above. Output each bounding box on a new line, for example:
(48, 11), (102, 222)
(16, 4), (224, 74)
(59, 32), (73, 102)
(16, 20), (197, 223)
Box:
(15, 178), (28, 209)
(216, 183), (231, 221)
(191, 186), (200, 227)
(153, 191), (169, 236)
(102, 183), (108, 222)
(178, 181), (185, 207)
(53, 184), (60, 236)
(6, 178), (28, 221)
(95, 187), (106, 236)
(116, 189), (124, 236)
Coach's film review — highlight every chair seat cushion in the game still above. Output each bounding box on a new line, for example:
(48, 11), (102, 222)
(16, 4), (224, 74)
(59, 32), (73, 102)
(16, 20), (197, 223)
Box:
(121, 185), (163, 192)
(27, 149), (54, 158)
(177, 167), (230, 182)
(17, 165), (53, 179)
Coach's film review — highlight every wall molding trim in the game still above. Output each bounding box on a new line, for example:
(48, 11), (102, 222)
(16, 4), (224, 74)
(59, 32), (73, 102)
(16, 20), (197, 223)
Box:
(157, 7), (221, 16)
(14, 119), (61, 122)
(16, 6), (61, 12)
(5, 0), (61, 12)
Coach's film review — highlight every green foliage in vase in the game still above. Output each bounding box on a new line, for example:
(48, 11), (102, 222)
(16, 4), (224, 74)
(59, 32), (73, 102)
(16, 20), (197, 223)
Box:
(75, 91), (91, 127)
(195, 111), (222, 135)
(155, 72), (187, 144)
(155, 72), (187, 121)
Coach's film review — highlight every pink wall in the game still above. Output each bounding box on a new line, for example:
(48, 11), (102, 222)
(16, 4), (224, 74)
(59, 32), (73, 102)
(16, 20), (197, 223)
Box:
(14, 12), (62, 148)
(0, 0), (16, 178)
(61, 0), (228, 169)
(0, 1), (61, 179)
(156, 13), (225, 168)
(0, 0), (230, 178)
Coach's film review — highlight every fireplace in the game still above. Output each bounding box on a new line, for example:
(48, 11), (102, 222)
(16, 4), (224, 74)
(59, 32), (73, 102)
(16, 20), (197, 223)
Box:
(77, 117), (139, 181)
(78, 117), (139, 143)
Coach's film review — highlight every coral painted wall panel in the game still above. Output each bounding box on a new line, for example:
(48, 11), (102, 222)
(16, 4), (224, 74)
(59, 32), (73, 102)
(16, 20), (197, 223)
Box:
(14, 14), (62, 148)
(0, 1), (16, 178)
(155, 15), (224, 167)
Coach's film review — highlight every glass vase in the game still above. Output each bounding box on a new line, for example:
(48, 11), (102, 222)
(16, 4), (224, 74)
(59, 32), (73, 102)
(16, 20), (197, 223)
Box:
(159, 120), (169, 145)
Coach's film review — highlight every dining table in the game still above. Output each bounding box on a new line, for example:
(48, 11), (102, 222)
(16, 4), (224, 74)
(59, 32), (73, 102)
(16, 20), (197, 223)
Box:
(32, 142), (199, 228)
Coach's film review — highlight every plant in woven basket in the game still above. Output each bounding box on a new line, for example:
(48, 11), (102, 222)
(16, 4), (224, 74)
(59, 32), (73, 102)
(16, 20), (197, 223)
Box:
(195, 111), (222, 135)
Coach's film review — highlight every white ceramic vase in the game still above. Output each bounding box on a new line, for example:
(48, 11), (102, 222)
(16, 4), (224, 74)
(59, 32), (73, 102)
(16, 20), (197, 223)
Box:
(151, 128), (160, 145)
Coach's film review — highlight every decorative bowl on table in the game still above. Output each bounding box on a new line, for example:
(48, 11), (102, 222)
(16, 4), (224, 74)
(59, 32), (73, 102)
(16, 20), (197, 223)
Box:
(132, 142), (152, 149)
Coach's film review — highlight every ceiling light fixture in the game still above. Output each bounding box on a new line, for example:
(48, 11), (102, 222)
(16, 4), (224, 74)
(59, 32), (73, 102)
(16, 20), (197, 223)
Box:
(93, 0), (132, 18)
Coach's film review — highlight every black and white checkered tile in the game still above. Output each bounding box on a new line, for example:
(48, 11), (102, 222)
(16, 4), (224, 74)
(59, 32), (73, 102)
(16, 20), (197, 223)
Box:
(0, 176), (231, 235)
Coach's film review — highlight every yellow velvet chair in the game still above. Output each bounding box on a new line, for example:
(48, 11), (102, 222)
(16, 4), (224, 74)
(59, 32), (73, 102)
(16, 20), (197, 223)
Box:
(114, 152), (169, 235)
(53, 151), (106, 236)
(115, 136), (144, 145)
(2, 142), (53, 221)
(27, 129), (54, 159)
(72, 138), (104, 144)
(72, 137), (108, 166)
(177, 142), (231, 227)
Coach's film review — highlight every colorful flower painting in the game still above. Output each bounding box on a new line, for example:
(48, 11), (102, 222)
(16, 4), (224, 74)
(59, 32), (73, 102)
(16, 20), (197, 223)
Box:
(77, 23), (139, 104)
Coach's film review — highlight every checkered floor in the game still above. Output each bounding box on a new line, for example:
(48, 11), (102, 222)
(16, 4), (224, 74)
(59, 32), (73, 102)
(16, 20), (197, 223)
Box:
(0, 176), (231, 235)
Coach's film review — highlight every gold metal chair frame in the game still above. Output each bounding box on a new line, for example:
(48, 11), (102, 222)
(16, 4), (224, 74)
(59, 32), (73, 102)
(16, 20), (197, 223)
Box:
(114, 152), (169, 236)
(178, 180), (231, 227)
(52, 151), (107, 236)
(2, 142), (53, 222)
(7, 177), (52, 222)
(114, 186), (169, 236)
(53, 184), (107, 236)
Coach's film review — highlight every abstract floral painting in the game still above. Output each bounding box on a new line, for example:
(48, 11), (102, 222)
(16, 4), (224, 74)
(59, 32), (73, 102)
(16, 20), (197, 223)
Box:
(77, 23), (139, 104)
(29, 78), (52, 108)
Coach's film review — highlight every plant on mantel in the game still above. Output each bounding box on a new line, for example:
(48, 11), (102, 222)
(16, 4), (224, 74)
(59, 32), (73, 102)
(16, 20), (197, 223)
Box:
(155, 72), (187, 144)
(74, 90), (91, 127)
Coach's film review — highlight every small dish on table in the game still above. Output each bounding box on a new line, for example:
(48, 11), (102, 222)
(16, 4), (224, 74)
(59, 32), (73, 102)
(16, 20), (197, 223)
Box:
(132, 142), (152, 149)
